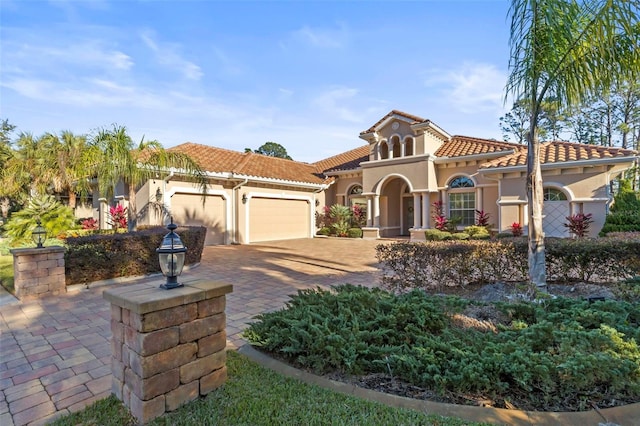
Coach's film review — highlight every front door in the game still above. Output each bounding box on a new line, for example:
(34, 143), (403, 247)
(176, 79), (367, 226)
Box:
(402, 196), (414, 235)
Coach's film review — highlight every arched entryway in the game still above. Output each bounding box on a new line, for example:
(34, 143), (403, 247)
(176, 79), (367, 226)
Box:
(376, 175), (413, 238)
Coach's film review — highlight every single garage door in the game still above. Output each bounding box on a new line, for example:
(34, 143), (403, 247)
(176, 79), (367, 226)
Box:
(171, 193), (226, 245)
(249, 198), (309, 242)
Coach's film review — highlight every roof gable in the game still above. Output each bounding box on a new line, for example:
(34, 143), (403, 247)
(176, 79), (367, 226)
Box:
(359, 110), (427, 135)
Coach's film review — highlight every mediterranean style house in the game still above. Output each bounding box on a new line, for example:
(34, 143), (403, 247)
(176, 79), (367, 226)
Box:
(96, 110), (638, 245)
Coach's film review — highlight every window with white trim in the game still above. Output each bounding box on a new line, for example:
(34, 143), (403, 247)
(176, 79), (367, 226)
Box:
(448, 176), (476, 226)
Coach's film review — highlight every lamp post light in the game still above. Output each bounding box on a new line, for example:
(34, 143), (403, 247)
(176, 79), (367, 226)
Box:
(156, 218), (187, 290)
(32, 219), (47, 248)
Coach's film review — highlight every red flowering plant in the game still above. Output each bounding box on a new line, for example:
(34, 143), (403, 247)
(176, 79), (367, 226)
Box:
(81, 218), (98, 230)
(108, 205), (128, 232)
(564, 213), (593, 238)
(351, 204), (366, 228)
(510, 222), (523, 237)
(432, 201), (449, 231)
(475, 210), (491, 227)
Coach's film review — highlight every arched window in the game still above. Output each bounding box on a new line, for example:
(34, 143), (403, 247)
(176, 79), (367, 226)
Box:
(543, 187), (567, 201)
(448, 176), (475, 226)
(348, 185), (366, 208)
(379, 141), (389, 160)
(449, 176), (475, 188)
(404, 137), (414, 156)
(390, 135), (401, 158)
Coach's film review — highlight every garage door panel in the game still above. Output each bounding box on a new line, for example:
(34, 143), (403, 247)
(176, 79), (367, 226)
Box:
(172, 193), (226, 245)
(249, 198), (309, 242)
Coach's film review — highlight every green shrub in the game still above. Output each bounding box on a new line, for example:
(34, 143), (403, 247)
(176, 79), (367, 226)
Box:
(464, 225), (490, 238)
(495, 232), (514, 239)
(600, 211), (640, 235)
(3, 195), (77, 245)
(450, 233), (470, 240)
(64, 226), (206, 285)
(347, 228), (362, 238)
(424, 229), (452, 241)
(316, 227), (331, 236)
(245, 285), (640, 412)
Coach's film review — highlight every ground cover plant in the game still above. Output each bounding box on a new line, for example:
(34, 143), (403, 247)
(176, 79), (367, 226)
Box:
(244, 285), (640, 412)
(50, 351), (486, 426)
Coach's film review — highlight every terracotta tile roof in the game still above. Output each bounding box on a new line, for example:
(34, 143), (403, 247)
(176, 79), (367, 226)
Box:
(168, 142), (328, 185)
(435, 135), (522, 158)
(480, 141), (638, 169)
(313, 145), (369, 173)
(360, 110), (427, 135)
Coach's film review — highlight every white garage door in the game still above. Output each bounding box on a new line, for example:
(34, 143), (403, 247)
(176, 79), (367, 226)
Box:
(249, 198), (309, 242)
(171, 193), (226, 245)
(543, 201), (570, 238)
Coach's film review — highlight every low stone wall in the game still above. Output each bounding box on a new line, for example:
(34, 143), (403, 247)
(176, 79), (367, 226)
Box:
(104, 279), (233, 424)
(10, 246), (66, 300)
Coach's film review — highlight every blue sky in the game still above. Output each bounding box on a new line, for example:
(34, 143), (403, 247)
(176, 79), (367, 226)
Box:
(1, 0), (513, 163)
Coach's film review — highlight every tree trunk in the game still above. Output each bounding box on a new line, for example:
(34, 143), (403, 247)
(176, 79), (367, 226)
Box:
(527, 130), (547, 290)
(68, 191), (77, 209)
(128, 182), (137, 232)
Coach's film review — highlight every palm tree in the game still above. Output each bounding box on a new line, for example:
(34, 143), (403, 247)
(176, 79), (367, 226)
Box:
(506, 0), (639, 289)
(92, 124), (208, 231)
(44, 131), (97, 209)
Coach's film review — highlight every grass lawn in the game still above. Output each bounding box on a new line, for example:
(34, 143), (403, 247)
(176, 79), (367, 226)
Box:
(50, 351), (488, 426)
(0, 254), (14, 294)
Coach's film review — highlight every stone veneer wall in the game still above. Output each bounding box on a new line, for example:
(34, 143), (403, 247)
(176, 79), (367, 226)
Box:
(10, 246), (66, 300)
(103, 279), (233, 424)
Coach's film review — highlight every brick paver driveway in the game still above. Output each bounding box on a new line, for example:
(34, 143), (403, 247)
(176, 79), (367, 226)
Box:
(0, 238), (391, 425)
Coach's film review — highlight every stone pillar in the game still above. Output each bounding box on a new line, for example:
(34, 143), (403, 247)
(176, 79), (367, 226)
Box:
(10, 246), (66, 300)
(413, 193), (421, 229)
(366, 196), (373, 227)
(103, 279), (233, 424)
(422, 192), (430, 229)
(373, 195), (380, 228)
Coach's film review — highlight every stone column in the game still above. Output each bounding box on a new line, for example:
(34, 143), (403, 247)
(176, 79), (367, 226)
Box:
(422, 192), (430, 229)
(104, 279), (233, 424)
(10, 246), (66, 300)
(373, 195), (380, 227)
(413, 193), (421, 229)
(366, 197), (373, 227)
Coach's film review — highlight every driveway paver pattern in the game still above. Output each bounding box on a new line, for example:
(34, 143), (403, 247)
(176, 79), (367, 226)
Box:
(0, 238), (389, 425)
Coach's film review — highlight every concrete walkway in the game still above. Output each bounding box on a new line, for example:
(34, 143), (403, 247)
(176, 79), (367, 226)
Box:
(0, 238), (386, 426)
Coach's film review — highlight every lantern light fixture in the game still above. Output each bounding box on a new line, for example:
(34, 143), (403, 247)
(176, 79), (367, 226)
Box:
(32, 219), (46, 248)
(156, 217), (187, 290)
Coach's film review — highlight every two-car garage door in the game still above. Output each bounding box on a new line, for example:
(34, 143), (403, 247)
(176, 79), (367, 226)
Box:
(248, 198), (310, 243)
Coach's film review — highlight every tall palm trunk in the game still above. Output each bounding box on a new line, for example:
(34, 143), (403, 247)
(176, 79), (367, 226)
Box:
(527, 126), (546, 289)
(128, 182), (137, 232)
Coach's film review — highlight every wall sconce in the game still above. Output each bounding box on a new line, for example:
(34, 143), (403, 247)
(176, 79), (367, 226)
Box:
(242, 194), (248, 204)
(32, 219), (46, 248)
(315, 200), (320, 207)
(155, 188), (163, 203)
(156, 218), (187, 290)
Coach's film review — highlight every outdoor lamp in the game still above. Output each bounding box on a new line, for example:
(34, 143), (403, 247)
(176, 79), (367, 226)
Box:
(32, 219), (46, 248)
(156, 218), (187, 290)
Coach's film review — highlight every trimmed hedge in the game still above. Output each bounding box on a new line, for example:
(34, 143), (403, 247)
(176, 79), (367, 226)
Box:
(376, 237), (640, 290)
(65, 226), (206, 285)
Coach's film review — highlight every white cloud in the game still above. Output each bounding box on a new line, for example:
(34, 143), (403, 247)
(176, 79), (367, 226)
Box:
(312, 87), (363, 123)
(3, 40), (133, 71)
(140, 30), (203, 81)
(424, 62), (507, 114)
(290, 23), (349, 49)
